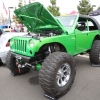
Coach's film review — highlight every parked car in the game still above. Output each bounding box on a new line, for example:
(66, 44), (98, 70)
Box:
(6, 2), (100, 99)
(0, 32), (27, 64)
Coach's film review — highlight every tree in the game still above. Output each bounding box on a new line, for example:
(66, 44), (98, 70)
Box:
(18, 0), (23, 8)
(97, 6), (100, 10)
(47, 0), (60, 16)
(77, 0), (93, 15)
(13, 15), (22, 24)
(13, 0), (26, 24)
(13, 7), (22, 24)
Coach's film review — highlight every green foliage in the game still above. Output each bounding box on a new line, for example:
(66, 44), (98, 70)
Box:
(13, 0), (26, 23)
(13, 0), (26, 24)
(77, 0), (93, 15)
(97, 6), (100, 10)
(13, 15), (22, 24)
(47, 0), (60, 16)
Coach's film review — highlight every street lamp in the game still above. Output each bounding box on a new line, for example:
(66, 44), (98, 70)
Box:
(8, 7), (13, 28)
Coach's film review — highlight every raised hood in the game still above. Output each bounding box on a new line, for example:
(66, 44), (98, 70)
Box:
(14, 2), (65, 32)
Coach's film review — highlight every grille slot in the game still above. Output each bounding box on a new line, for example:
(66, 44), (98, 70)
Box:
(13, 39), (27, 52)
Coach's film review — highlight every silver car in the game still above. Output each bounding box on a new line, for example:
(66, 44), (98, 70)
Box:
(0, 32), (27, 64)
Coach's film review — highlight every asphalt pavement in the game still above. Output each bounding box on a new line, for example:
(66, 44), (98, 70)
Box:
(0, 55), (100, 100)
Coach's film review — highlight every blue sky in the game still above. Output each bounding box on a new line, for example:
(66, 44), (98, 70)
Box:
(0, 0), (100, 18)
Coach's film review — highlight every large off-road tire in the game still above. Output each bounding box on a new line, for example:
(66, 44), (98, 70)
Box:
(89, 40), (100, 65)
(6, 51), (30, 76)
(39, 52), (76, 98)
(0, 60), (3, 66)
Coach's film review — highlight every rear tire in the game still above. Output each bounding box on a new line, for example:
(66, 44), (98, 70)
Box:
(6, 51), (30, 76)
(89, 40), (100, 65)
(39, 52), (76, 98)
(0, 60), (3, 66)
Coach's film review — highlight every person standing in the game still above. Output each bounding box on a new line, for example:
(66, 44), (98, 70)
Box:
(11, 27), (14, 32)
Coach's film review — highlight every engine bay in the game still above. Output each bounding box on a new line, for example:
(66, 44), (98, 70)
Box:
(26, 29), (63, 40)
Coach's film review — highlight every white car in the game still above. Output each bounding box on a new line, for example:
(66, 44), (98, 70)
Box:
(0, 32), (28, 64)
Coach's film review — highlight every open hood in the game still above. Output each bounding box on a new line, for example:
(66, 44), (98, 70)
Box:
(14, 2), (65, 32)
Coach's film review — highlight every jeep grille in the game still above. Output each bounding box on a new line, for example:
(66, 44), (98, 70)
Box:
(13, 39), (27, 52)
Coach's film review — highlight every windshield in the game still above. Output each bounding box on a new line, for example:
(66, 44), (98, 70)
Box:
(91, 15), (100, 24)
(56, 15), (76, 27)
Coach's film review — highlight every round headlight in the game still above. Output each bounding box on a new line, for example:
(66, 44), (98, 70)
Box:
(30, 39), (34, 47)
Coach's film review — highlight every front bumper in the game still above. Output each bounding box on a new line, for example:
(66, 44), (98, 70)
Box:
(11, 51), (31, 63)
(0, 51), (8, 64)
(11, 51), (43, 64)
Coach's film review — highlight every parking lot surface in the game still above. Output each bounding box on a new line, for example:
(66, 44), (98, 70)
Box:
(0, 55), (100, 100)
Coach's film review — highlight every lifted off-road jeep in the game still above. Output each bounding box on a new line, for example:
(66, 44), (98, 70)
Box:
(6, 2), (100, 99)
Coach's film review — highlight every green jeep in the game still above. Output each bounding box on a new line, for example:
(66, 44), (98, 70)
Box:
(6, 2), (100, 98)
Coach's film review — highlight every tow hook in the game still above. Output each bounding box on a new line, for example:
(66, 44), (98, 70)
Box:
(25, 63), (35, 70)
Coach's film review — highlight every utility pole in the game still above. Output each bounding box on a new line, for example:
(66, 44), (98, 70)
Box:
(8, 7), (13, 28)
